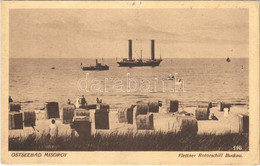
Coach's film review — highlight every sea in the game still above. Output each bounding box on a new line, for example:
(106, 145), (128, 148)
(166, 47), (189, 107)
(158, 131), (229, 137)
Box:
(9, 58), (248, 111)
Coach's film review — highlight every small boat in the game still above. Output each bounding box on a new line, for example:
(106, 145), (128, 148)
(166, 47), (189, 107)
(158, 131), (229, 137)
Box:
(226, 57), (231, 62)
(167, 74), (175, 80)
(81, 59), (109, 71)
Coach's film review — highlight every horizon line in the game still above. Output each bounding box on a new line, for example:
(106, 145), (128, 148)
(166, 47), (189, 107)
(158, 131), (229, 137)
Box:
(9, 57), (249, 59)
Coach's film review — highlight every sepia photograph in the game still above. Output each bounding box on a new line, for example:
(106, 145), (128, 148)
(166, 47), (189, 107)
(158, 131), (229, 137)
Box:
(1, 1), (259, 165)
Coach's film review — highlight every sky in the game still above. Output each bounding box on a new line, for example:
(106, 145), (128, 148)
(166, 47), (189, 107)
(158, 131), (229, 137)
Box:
(9, 9), (248, 58)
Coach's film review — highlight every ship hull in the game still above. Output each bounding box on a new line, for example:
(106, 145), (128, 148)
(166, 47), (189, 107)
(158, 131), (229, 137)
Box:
(81, 66), (109, 71)
(117, 60), (162, 67)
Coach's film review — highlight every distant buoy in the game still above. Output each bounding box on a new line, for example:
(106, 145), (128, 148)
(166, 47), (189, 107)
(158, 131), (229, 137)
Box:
(226, 57), (231, 62)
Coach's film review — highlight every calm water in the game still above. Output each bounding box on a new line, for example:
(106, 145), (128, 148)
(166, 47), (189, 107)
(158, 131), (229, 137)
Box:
(9, 58), (248, 111)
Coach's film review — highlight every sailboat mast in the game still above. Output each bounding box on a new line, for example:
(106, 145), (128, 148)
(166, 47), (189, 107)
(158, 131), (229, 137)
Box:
(140, 40), (142, 60)
(160, 48), (162, 59)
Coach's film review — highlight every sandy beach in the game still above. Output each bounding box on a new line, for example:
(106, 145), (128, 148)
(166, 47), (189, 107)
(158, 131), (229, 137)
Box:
(9, 102), (248, 140)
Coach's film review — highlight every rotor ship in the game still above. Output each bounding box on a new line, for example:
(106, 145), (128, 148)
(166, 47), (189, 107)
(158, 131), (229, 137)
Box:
(117, 40), (162, 67)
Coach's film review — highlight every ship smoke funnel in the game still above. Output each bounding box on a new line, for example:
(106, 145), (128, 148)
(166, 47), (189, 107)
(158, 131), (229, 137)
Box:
(128, 40), (132, 60)
(151, 40), (155, 60)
